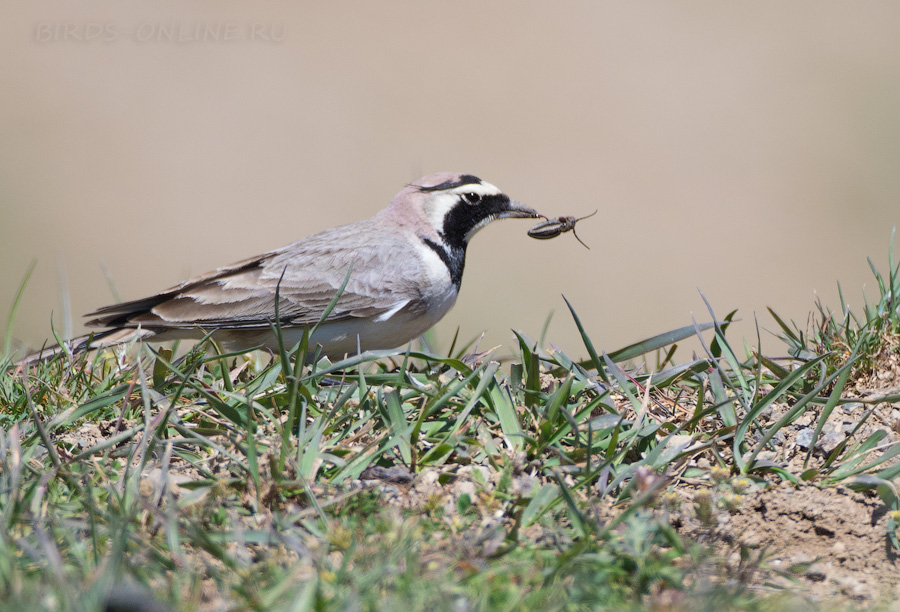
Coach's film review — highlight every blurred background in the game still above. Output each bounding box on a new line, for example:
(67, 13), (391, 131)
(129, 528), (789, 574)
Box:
(2, 2), (899, 361)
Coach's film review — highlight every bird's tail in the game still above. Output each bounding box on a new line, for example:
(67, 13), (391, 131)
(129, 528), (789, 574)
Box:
(12, 328), (152, 369)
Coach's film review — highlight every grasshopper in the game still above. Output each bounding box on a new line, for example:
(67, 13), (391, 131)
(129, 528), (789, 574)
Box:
(527, 210), (597, 249)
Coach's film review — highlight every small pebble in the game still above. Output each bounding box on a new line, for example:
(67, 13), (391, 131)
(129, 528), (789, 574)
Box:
(817, 432), (845, 454)
(418, 469), (439, 486)
(454, 481), (476, 498)
(794, 414), (814, 427)
(839, 402), (863, 415)
(891, 410), (900, 433)
(795, 428), (815, 449)
(805, 562), (828, 582)
(756, 450), (778, 462)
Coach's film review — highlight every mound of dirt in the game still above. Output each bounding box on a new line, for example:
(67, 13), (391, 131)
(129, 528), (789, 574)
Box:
(678, 482), (900, 605)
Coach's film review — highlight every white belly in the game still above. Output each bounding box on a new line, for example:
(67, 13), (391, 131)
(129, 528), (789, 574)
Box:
(209, 295), (454, 359)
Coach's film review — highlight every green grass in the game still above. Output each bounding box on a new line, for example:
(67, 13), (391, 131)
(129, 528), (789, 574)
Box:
(2, 238), (900, 612)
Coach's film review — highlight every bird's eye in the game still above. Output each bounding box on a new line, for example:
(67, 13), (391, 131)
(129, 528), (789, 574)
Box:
(462, 192), (482, 205)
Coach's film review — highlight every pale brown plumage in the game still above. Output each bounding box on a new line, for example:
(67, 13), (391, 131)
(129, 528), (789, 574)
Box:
(87, 220), (431, 331)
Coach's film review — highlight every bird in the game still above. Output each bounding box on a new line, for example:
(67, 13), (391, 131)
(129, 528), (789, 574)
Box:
(20, 172), (540, 364)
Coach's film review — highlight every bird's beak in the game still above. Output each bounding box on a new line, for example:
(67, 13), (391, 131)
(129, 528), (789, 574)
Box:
(499, 199), (542, 219)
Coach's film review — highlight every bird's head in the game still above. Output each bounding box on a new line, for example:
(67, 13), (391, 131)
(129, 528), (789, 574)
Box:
(386, 172), (540, 249)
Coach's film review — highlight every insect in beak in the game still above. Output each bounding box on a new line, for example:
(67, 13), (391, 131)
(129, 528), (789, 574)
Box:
(527, 210), (598, 249)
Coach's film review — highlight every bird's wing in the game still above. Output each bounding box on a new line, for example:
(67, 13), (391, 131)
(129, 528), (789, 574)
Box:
(86, 221), (427, 330)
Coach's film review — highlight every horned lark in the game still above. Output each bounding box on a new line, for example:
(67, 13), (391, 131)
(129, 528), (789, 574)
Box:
(23, 172), (540, 363)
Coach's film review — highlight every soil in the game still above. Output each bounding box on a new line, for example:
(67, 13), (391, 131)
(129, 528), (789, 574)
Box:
(676, 482), (899, 605)
(666, 343), (900, 606)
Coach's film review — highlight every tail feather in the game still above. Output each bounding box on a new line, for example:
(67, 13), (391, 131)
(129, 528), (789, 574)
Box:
(13, 328), (154, 368)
